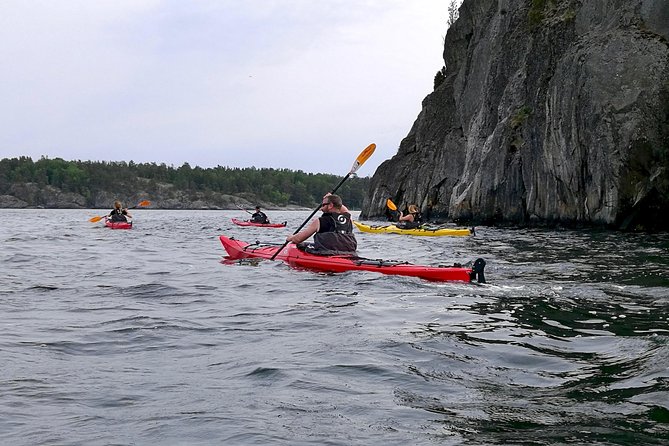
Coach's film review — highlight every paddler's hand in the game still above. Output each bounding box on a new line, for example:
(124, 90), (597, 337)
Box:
(286, 235), (296, 243)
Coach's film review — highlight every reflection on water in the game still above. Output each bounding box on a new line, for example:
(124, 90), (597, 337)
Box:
(0, 209), (667, 445)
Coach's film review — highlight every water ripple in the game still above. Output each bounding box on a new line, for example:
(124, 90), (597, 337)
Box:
(0, 209), (668, 445)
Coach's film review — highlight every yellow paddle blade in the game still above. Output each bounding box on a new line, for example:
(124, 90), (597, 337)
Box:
(349, 143), (376, 174)
(89, 215), (105, 223)
(386, 198), (397, 211)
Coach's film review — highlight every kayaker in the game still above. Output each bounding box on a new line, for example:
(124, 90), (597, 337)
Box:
(109, 200), (132, 222)
(286, 193), (357, 253)
(397, 204), (422, 229)
(250, 206), (270, 224)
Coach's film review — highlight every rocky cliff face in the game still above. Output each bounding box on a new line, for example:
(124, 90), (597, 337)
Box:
(362, 0), (669, 230)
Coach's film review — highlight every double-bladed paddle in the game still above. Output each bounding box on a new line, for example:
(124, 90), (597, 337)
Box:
(386, 198), (403, 223)
(269, 143), (376, 260)
(89, 200), (151, 223)
(235, 203), (253, 215)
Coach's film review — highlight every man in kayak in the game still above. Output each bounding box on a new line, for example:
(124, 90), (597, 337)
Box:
(109, 200), (132, 222)
(286, 193), (357, 253)
(250, 206), (270, 224)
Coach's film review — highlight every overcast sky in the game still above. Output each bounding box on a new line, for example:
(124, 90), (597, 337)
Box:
(0, 0), (452, 176)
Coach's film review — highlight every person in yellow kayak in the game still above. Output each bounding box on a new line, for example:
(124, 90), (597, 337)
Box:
(286, 193), (357, 254)
(397, 204), (422, 229)
(108, 200), (132, 222)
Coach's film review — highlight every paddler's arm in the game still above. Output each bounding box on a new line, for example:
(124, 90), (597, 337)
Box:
(286, 219), (320, 244)
(398, 211), (413, 222)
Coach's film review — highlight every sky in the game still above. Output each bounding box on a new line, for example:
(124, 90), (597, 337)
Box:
(0, 0), (452, 176)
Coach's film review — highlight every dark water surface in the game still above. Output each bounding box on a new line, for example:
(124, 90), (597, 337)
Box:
(1, 209), (668, 445)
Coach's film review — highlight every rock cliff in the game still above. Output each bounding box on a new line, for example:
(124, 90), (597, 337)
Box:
(362, 0), (669, 230)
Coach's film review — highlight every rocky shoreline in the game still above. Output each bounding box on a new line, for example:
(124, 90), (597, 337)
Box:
(0, 183), (310, 210)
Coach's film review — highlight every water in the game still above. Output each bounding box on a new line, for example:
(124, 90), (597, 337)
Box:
(1, 209), (668, 445)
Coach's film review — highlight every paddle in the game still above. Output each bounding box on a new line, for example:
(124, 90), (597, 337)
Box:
(269, 143), (376, 260)
(386, 198), (401, 222)
(235, 203), (253, 215)
(89, 200), (151, 223)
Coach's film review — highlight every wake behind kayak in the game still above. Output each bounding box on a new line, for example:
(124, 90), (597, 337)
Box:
(219, 235), (485, 283)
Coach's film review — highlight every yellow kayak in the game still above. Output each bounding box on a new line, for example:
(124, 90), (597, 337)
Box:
(353, 221), (473, 237)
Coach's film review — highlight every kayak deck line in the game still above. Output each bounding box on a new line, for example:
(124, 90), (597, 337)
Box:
(352, 258), (411, 267)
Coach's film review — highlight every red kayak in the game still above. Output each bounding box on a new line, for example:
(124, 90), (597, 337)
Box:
(219, 235), (485, 283)
(105, 217), (133, 229)
(231, 218), (287, 228)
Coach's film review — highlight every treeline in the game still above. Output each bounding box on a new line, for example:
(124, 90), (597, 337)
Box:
(0, 156), (371, 208)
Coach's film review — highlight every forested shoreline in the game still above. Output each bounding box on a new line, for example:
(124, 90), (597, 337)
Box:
(0, 157), (371, 209)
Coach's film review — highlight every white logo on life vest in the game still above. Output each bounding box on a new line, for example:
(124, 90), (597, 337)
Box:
(337, 215), (348, 224)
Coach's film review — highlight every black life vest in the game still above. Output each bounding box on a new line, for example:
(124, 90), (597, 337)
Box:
(396, 210), (422, 229)
(110, 208), (127, 222)
(251, 212), (268, 224)
(314, 212), (357, 252)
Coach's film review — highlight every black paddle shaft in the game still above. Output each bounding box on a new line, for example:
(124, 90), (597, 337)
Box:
(269, 173), (351, 260)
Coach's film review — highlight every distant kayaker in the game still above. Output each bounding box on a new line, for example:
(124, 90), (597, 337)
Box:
(397, 204), (422, 229)
(250, 206), (270, 224)
(109, 200), (132, 222)
(286, 193), (357, 253)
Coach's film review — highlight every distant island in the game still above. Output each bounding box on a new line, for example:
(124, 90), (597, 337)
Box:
(0, 157), (370, 210)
